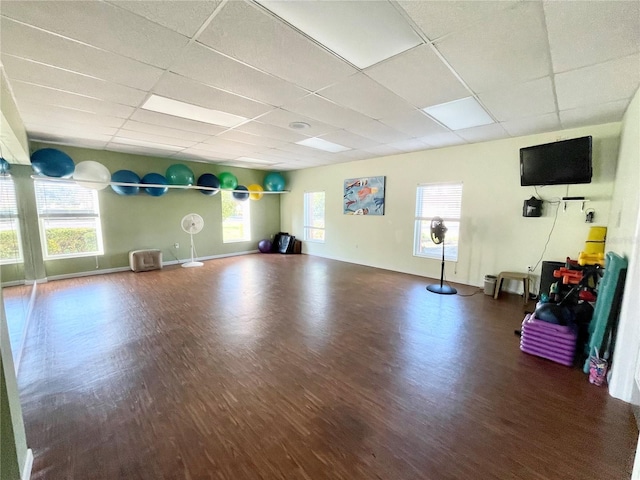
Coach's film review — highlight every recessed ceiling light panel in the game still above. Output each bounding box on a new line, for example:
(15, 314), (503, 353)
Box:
(142, 95), (248, 128)
(296, 137), (351, 153)
(423, 97), (495, 131)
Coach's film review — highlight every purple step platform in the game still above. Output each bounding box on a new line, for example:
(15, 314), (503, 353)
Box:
(519, 314), (578, 367)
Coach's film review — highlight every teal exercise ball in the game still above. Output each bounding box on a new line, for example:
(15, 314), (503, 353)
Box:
(264, 172), (285, 192)
(0, 158), (10, 175)
(141, 173), (169, 197)
(166, 164), (194, 186)
(111, 170), (140, 196)
(31, 148), (75, 178)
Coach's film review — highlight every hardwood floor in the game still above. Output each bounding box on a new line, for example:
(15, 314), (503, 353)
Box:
(13, 254), (637, 479)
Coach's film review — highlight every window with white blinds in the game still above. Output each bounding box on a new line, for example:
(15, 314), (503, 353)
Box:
(414, 183), (463, 261)
(304, 191), (325, 242)
(0, 176), (23, 264)
(34, 180), (104, 259)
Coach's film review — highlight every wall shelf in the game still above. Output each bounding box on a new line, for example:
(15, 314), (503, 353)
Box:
(562, 199), (589, 212)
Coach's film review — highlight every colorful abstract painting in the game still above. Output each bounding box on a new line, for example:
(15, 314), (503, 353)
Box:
(343, 176), (385, 215)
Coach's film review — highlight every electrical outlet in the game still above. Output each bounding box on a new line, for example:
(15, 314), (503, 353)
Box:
(174, 243), (179, 249)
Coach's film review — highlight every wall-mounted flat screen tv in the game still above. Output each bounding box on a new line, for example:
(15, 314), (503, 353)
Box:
(520, 136), (592, 186)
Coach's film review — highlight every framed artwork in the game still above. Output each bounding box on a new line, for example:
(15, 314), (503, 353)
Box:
(343, 176), (385, 215)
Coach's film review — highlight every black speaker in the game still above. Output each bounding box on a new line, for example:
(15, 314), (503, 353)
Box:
(523, 196), (543, 217)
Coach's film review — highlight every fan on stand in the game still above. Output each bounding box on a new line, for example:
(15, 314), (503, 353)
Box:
(426, 216), (457, 295)
(181, 213), (204, 268)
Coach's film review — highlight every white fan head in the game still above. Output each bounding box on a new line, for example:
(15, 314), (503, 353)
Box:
(181, 213), (204, 235)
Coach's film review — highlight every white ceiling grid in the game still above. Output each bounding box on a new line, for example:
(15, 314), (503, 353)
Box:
(0, 0), (638, 170)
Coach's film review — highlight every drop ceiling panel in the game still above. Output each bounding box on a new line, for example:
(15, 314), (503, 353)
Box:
(25, 122), (120, 139)
(129, 110), (226, 136)
(256, 0), (421, 69)
(180, 146), (242, 160)
(171, 151), (225, 164)
(108, 0), (221, 37)
(153, 73), (274, 120)
(197, 138), (258, 155)
(455, 123), (508, 144)
(120, 120), (210, 143)
(18, 102), (127, 129)
(345, 119), (411, 144)
(215, 130), (288, 149)
(365, 45), (470, 108)
(319, 130), (381, 150)
(171, 43), (309, 107)
(33, 136), (110, 150)
(544, 1), (640, 73)
(362, 144), (404, 157)
(256, 108), (338, 137)
(317, 73), (414, 119)
(107, 143), (181, 158)
(501, 113), (561, 138)
(12, 81), (135, 119)
(197, 0), (356, 91)
(233, 121), (309, 143)
(388, 138), (430, 152)
(0, 18), (164, 91)
(281, 94), (374, 130)
(435, 2), (551, 93)
(397, 1), (514, 41)
(416, 132), (465, 148)
(380, 110), (449, 137)
(1, 55), (147, 107)
(560, 100), (631, 130)
(555, 54), (640, 111)
(114, 129), (198, 149)
(479, 77), (556, 122)
(27, 128), (114, 145)
(1, 1), (190, 69)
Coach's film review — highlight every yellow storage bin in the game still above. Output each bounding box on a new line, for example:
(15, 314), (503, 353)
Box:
(584, 241), (606, 254)
(587, 226), (607, 242)
(578, 251), (605, 266)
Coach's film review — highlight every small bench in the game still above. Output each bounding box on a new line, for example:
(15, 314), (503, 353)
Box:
(493, 271), (529, 304)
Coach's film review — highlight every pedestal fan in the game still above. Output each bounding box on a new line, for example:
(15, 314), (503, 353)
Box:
(181, 213), (204, 268)
(426, 216), (457, 295)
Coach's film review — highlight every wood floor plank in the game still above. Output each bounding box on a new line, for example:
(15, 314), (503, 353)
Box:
(13, 254), (637, 479)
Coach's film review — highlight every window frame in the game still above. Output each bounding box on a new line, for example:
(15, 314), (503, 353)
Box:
(34, 180), (104, 260)
(303, 191), (326, 243)
(0, 175), (24, 265)
(221, 190), (251, 243)
(413, 182), (463, 262)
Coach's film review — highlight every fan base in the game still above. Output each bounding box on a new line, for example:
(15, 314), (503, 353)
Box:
(426, 284), (457, 295)
(182, 261), (204, 268)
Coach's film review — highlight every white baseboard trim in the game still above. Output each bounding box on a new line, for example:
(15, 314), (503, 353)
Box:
(14, 282), (37, 376)
(1, 279), (25, 288)
(22, 448), (33, 480)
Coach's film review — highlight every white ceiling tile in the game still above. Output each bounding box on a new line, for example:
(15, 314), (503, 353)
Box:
(317, 73), (414, 119)
(318, 130), (381, 150)
(109, 0), (221, 37)
(397, 1), (515, 41)
(256, 1), (421, 69)
(25, 121), (118, 138)
(215, 130), (287, 149)
(32, 137), (110, 150)
(180, 147), (240, 160)
(113, 129), (198, 149)
(197, 0), (356, 91)
(234, 121), (309, 143)
(129, 110), (226, 136)
(388, 138), (430, 152)
(170, 151), (225, 164)
(171, 43), (308, 107)
(362, 145), (404, 157)
(435, 2), (551, 93)
(479, 77), (556, 122)
(197, 138), (259, 155)
(0, 18), (164, 90)
(345, 120), (410, 144)
(1, 55), (147, 107)
(365, 45), (470, 109)
(560, 100), (630, 129)
(555, 54), (640, 111)
(455, 123), (509, 144)
(256, 108), (339, 137)
(2, 1), (189, 69)
(380, 110), (449, 137)
(280, 94), (374, 130)
(27, 129), (113, 145)
(416, 132), (466, 148)
(501, 113), (561, 138)
(12, 81), (135, 118)
(18, 102), (127, 129)
(120, 120), (210, 143)
(106, 143), (178, 158)
(544, 1), (640, 73)
(153, 73), (274, 120)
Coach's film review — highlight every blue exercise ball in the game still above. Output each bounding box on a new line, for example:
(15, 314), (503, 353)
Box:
(258, 239), (272, 253)
(111, 170), (140, 196)
(141, 173), (168, 197)
(0, 158), (10, 175)
(31, 148), (75, 178)
(232, 185), (249, 201)
(264, 172), (285, 192)
(197, 173), (220, 196)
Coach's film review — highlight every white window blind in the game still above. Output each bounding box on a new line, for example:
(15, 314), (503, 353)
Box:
(414, 183), (463, 261)
(35, 181), (99, 217)
(0, 176), (23, 264)
(304, 191), (325, 242)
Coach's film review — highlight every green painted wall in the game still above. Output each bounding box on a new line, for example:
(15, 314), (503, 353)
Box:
(16, 142), (281, 279)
